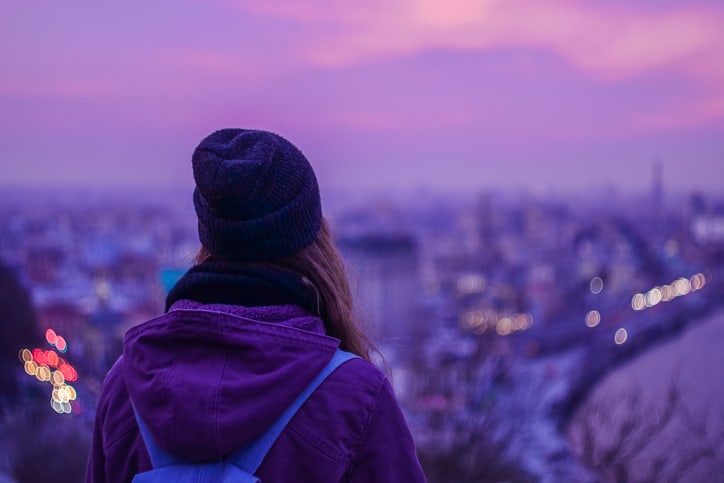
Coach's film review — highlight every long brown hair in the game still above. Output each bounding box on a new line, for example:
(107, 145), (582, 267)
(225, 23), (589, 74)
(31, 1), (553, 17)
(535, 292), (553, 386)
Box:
(194, 218), (374, 361)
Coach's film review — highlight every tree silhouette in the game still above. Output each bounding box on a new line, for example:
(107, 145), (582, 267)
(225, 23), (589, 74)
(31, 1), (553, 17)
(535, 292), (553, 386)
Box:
(0, 259), (41, 402)
(569, 378), (724, 482)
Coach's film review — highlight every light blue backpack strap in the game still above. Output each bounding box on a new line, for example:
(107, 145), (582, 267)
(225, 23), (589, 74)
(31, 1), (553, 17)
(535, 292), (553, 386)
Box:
(228, 349), (358, 473)
(131, 401), (186, 468)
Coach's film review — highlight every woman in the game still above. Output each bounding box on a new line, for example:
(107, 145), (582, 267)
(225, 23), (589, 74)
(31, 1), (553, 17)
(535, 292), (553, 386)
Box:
(85, 129), (426, 482)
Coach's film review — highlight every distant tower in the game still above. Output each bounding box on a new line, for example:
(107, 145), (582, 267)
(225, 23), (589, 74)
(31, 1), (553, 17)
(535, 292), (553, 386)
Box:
(477, 192), (495, 270)
(338, 233), (420, 353)
(651, 157), (665, 241)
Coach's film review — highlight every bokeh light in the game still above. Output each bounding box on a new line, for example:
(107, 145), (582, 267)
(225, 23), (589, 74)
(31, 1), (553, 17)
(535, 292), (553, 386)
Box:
(52, 370), (65, 386)
(631, 293), (646, 311)
(19, 328), (80, 415)
(32, 348), (46, 365)
(690, 273), (706, 291)
(37, 366), (51, 382)
(585, 310), (601, 328)
(24, 360), (37, 376)
(55, 336), (67, 353)
(461, 310), (485, 329)
(496, 318), (513, 336)
(589, 277), (604, 294)
(631, 273), (707, 312)
(646, 287), (663, 307)
(45, 328), (57, 345)
(51, 399), (63, 413)
(19, 348), (32, 362)
(456, 274), (487, 295)
(513, 313), (533, 331)
(462, 310), (533, 336)
(661, 284), (674, 302)
(674, 278), (691, 296)
(59, 363), (78, 382)
(614, 328), (628, 345)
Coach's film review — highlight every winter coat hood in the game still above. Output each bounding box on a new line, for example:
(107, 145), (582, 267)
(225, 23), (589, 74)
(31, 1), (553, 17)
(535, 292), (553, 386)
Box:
(122, 301), (338, 461)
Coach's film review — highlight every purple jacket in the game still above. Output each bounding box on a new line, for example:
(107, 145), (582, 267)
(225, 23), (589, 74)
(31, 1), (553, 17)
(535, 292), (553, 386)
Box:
(86, 301), (426, 482)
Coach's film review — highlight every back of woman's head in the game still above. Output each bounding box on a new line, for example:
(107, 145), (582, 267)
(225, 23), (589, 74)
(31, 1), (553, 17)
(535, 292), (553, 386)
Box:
(191, 129), (372, 360)
(192, 128), (322, 261)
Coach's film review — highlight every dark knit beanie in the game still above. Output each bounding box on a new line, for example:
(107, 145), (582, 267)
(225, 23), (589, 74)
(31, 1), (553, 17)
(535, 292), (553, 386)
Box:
(192, 129), (322, 261)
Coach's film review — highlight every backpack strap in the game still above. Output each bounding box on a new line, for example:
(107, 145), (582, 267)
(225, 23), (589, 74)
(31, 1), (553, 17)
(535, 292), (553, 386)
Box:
(131, 349), (358, 474)
(132, 402), (186, 468)
(227, 349), (358, 473)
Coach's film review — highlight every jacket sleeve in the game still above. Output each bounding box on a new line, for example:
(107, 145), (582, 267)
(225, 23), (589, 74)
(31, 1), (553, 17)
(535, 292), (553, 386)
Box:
(85, 357), (149, 483)
(346, 378), (427, 482)
(85, 381), (110, 483)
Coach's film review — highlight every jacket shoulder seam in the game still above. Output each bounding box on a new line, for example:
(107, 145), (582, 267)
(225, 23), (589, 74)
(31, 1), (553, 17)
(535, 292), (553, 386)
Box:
(345, 373), (387, 479)
(285, 424), (350, 468)
(104, 424), (137, 451)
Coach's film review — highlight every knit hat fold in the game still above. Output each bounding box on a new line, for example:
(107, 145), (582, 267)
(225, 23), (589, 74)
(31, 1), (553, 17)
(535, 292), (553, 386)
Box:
(192, 129), (322, 261)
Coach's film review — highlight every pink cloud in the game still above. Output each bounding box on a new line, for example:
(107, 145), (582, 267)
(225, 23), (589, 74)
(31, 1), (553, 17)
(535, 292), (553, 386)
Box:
(636, 96), (724, 129)
(178, 50), (245, 72)
(330, 106), (474, 130)
(2, 1), (723, 193)
(228, 0), (724, 128)
(332, 110), (406, 129)
(0, 80), (117, 98)
(173, 48), (283, 81)
(234, 0), (724, 81)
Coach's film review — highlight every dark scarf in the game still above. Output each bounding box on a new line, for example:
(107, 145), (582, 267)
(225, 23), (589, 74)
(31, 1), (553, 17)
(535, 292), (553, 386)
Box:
(165, 262), (319, 315)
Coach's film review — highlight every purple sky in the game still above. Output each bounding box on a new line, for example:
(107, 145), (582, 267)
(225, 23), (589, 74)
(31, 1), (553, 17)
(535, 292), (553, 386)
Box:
(2, 0), (723, 195)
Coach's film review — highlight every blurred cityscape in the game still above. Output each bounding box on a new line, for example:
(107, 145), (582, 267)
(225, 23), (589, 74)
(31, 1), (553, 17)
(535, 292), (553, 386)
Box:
(1, 166), (723, 482)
